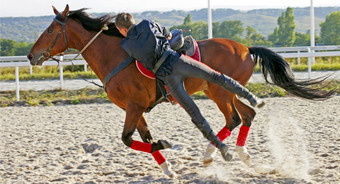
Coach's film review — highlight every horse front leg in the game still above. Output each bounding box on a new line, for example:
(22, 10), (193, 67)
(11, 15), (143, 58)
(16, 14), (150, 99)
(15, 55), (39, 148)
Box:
(136, 114), (175, 177)
(122, 104), (175, 178)
(202, 94), (242, 167)
(137, 114), (154, 144)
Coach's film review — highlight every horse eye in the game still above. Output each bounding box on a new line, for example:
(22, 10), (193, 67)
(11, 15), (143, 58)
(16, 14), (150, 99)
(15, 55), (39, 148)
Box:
(47, 28), (53, 34)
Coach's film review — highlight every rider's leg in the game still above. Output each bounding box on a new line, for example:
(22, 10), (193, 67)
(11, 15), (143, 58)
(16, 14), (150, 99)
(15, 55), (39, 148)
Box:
(163, 73), (232, 161)
(174, 55), (264, 108)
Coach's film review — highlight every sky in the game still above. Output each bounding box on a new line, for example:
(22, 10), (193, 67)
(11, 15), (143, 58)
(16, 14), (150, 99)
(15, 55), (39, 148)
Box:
(0, 0), (339, 17)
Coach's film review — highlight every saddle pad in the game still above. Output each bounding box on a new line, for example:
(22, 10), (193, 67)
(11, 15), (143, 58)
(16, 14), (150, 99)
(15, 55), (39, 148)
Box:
(136, 40), (201, 79)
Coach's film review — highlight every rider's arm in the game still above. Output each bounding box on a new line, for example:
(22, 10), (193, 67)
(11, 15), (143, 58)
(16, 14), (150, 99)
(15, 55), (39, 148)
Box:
(158, 22), (172, 40)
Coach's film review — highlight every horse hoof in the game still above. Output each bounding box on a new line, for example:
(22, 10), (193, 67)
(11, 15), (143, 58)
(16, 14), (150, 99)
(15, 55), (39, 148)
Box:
(160, 161), (177, 178)
(159, 140), (172, 149)
(236, 146), (251, 167)
(167, 171), (177, 179)
(152, 140), (173, 152)
(203, 158), (213, 167)
(203, 143), (216, 167)
(220, 144), (232, 161)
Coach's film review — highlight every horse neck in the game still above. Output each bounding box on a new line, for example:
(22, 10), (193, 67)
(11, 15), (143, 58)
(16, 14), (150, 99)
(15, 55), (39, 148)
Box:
(66, 20), (126, 81)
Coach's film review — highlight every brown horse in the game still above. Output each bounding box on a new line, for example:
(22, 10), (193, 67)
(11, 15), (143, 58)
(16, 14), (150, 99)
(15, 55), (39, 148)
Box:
(28, 5), (335, 177)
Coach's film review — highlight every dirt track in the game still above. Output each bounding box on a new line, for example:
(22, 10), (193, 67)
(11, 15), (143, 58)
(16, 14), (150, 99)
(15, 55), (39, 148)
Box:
(1, 97), (339, 183)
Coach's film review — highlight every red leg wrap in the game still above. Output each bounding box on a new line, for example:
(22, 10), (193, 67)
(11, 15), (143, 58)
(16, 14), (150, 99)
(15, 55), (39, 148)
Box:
(211, 126), (231, 147)
(236, 125), (250, 146)
(216, 126), (231, 141)
(130, 140), (152, 153)
(151, 150), (166, 165)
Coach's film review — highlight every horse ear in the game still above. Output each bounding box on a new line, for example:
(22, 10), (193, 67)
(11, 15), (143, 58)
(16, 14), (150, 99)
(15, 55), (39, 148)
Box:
(52, 6), (59, 15)
(61, 4), (70, 18)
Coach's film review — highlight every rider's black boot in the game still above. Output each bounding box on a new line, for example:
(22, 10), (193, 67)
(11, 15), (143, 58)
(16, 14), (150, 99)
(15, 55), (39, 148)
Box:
(219, 74), (265, 108)
(193, 119), (232, 161)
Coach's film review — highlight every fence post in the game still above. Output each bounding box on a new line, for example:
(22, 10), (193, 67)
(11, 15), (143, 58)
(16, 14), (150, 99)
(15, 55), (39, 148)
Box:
(84, 63), (87, 72)
(15, 66), (20, 101)
(59, 56), (64, 89)
(307, 47), (312, 79)
(29, 65), (33, 75)
(297, 51), (301, 65)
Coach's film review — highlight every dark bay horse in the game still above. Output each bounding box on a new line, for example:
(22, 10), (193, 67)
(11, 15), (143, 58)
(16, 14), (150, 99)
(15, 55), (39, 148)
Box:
(28, 5), (335, 177)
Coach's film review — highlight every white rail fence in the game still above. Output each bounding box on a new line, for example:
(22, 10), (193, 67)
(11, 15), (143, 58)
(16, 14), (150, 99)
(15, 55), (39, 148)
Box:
(0, 55), (87, 100)
(1, 45), (340, 100)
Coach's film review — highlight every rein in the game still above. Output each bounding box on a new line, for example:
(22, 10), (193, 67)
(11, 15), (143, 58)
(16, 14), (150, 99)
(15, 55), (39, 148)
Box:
(48, 16), (109, 63)
(43, 13), (134, 90)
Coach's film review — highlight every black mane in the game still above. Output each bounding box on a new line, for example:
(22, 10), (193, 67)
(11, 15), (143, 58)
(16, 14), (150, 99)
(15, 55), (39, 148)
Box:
(67, 8), (124, 38)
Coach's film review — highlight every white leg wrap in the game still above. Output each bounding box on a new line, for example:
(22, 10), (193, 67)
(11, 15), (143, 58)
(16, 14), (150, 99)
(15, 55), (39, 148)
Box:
(160, 161), (177, 178)
(203, 143), (217, 167)
(236, 146), (251, 166)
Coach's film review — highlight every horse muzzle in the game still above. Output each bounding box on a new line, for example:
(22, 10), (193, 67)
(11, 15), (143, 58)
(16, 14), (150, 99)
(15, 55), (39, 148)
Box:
(27, 52), (48, 66)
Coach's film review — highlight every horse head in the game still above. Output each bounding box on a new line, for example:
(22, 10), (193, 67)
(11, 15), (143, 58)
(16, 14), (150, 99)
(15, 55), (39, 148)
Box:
(28, 5), (70, 65)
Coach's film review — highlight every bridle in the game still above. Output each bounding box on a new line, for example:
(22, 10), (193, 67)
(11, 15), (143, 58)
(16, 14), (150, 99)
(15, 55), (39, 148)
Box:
(40, 14), (69, 62)
(40, 13), (109, 88)
(40, 13), (108, 63)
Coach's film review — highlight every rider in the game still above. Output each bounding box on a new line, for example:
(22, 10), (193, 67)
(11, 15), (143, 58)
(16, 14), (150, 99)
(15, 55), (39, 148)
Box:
(115, 13), (265, 159)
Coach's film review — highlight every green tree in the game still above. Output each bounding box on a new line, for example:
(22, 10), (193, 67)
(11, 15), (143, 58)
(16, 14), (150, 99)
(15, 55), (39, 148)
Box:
(246, 26), (257, 45)
(293, 32), (310, 46)
(0, 39), (34, 56)
(320, 11), (340, 45)
(170, 14), (208, 40)
(0, 39), (16, 56)
(190, 21), (208, 40)
(269, 7), (296, 46)
(215, 20), (244, 41)
(183, 14), (192, 25)
(268, 27), (279, 46)
(212, 22), (219, 37)
(15, 42), (33, 55)
(245, 26), (271, 46)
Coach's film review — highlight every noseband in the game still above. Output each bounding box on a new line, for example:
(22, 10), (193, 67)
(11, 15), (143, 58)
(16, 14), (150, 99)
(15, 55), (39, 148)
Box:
(40, 14), (69, 62)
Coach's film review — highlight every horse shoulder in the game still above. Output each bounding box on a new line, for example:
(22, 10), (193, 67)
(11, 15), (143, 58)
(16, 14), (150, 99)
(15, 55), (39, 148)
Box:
(106, 64), (154, 111)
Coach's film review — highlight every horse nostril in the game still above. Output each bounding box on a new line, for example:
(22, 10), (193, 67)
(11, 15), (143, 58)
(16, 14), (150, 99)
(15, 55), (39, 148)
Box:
(27, 53), (34, 60)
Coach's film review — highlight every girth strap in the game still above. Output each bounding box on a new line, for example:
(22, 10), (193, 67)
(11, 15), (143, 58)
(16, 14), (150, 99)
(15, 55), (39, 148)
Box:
(103, 57), (134, 90)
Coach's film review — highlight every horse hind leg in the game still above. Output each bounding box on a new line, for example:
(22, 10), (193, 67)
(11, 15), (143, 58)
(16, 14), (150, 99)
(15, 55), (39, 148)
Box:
(203, 88), (242, 167)
(234, 98), (256, 167)
(202, 95), (255, 167)
(122, 104), (175, 178)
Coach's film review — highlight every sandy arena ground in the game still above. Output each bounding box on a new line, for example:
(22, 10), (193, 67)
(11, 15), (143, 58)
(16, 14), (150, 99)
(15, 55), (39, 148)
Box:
(0, 97), (339, 183)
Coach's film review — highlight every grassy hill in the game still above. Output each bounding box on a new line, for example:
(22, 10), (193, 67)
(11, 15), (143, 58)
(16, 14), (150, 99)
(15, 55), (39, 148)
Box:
(0, 7), (339, 43)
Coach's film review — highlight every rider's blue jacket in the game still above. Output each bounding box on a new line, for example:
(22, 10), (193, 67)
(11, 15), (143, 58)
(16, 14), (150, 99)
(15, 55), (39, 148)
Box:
(120, 19), (179, 79)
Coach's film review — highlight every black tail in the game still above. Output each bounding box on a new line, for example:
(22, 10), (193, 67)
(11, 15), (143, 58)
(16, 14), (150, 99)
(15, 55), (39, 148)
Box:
(249, 47), (336, 100)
